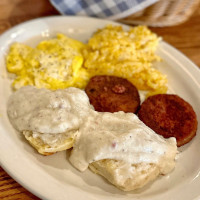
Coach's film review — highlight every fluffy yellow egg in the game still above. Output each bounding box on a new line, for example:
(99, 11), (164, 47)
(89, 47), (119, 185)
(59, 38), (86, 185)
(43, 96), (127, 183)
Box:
(83, 25), (168, 96)
(6, 25), (168, 97)
(6, 33), (86, 90)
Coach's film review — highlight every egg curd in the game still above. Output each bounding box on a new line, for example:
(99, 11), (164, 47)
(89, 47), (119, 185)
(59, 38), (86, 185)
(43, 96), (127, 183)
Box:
(83, 25), (168, 96)
(6, 33), (87, 90)
(6, 25), (168, 96)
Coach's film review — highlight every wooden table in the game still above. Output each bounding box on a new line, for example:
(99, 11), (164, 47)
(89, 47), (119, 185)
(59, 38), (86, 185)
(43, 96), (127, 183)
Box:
(0, 0), (199, 199)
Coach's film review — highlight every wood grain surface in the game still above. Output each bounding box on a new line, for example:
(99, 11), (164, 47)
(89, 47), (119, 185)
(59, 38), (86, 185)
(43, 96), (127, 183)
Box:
(0, 0), (199, 200)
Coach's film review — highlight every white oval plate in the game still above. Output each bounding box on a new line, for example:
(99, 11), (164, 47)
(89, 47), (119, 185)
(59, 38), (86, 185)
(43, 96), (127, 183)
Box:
(0, 16), (200, 200)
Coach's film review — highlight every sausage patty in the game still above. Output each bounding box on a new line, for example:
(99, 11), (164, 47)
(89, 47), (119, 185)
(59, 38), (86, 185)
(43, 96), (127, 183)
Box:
(85, 75), (140, 113)
(138, 94), (198, 147)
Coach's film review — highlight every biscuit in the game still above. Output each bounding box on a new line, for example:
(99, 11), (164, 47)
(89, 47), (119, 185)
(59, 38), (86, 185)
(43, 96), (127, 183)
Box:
(23, 130), (78, 155)
(89, 159), (161, 191)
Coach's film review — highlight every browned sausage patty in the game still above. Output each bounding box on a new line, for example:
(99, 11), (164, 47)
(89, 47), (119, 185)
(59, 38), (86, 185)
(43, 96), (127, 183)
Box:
(138, 94), (198, 147)
(85, 75), (140, 113)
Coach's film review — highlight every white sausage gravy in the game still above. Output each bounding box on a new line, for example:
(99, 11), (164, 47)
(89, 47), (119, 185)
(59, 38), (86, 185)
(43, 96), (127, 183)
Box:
(7, 86), (177, 176)
(70, 111), (177, 173)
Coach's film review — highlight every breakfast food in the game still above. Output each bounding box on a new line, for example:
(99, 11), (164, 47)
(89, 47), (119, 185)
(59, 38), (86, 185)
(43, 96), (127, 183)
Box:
(83, 25), (168, 96)
(6, 25), (198, 192)
(69, 111), (177, 191)
(6, 25), (168, 98)
(138, 94), (198, 147)
(89, 160), (159, 191)
(7, 86), (93, 155)
(6, 33), (86, 90)
(85, 75), (140, 113)
(7, 85), (178, 191)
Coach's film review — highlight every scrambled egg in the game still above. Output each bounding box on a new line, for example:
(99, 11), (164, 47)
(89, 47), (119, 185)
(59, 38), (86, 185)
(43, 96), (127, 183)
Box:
(83, 25), (168, 96)
(6, 33), (86, 90)
(6, 25), (168, 96)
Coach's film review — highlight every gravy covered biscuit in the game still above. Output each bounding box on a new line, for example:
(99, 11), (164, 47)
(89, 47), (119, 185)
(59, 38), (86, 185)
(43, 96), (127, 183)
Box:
(7, 86), (93, 155)
(69, 112), (177, 191)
